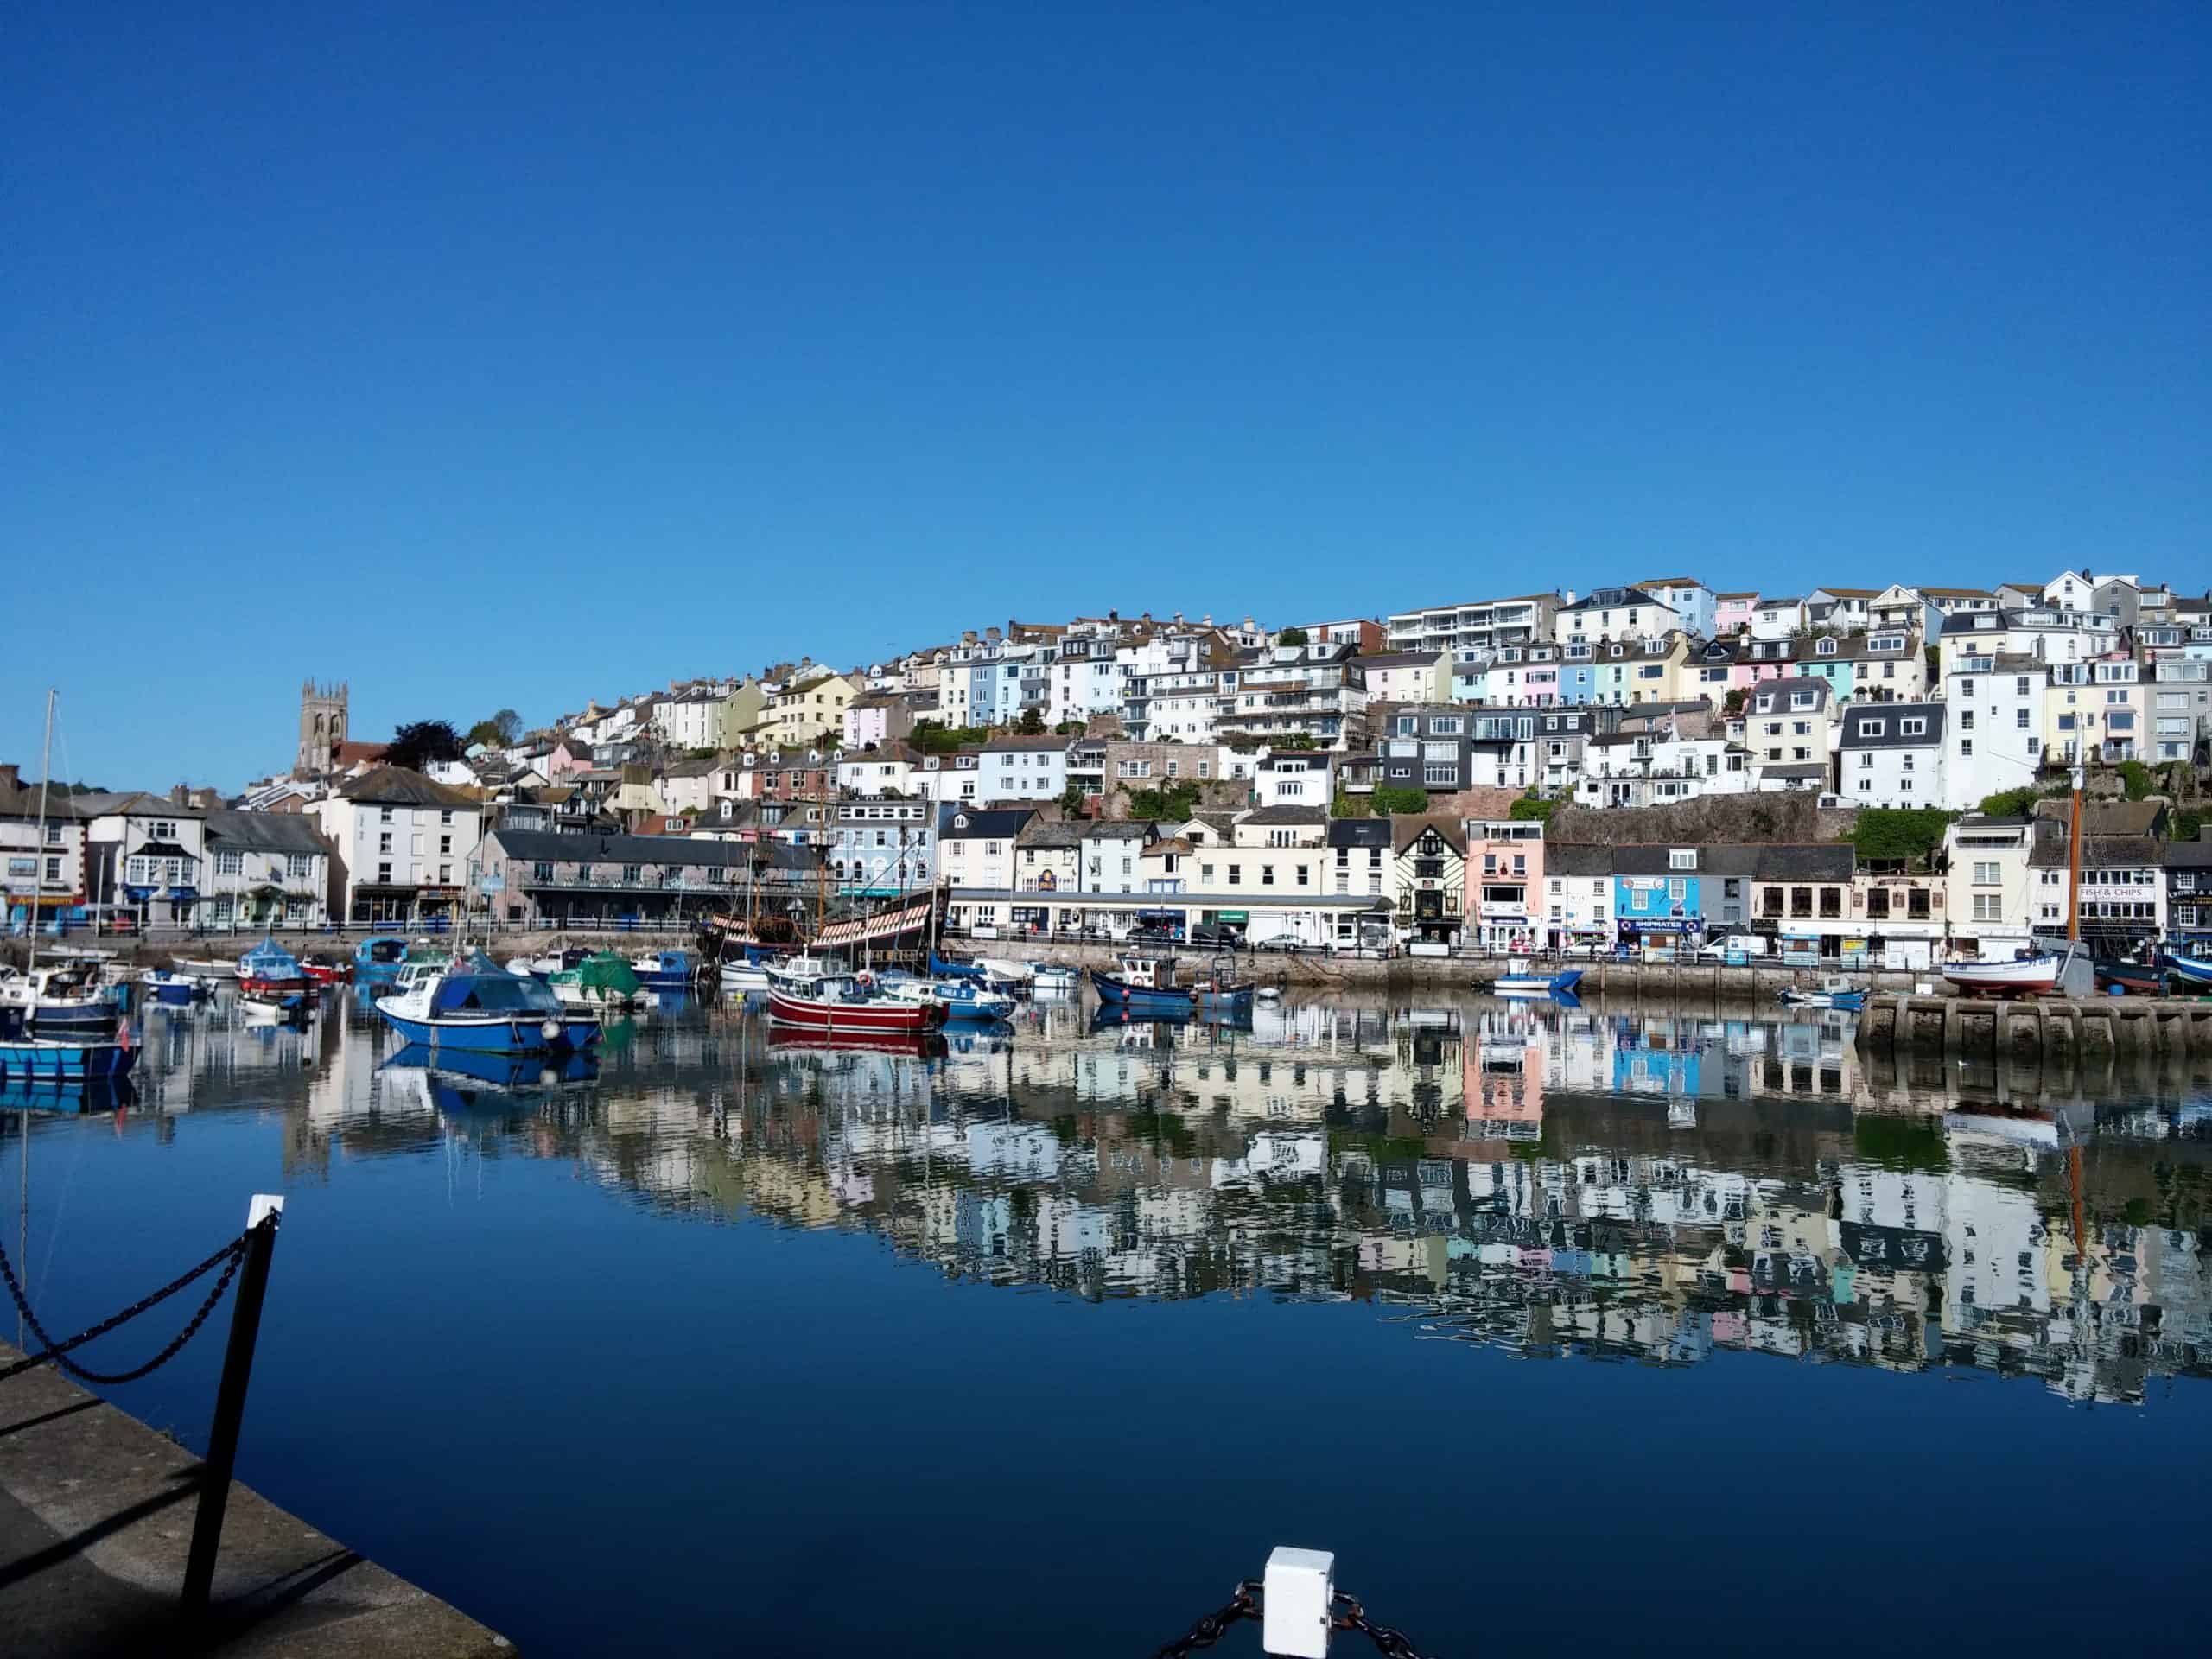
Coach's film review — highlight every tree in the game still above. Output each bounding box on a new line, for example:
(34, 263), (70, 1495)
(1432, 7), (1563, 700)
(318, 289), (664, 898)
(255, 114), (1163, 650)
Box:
(1370, 785), (1430, 817)
(1128, 781), (1203, 822)
(1508, 794), (1559, 823)
(1721, 687), (1747, 717)
(464, 708), (523, 749)
(1331, 790), (1366, 818)
(1275, 626), (1309, 647)
(2116, 760), (2153, 801)
(1273, 731), (1319, 751)
(1978, 785), (2044, 818)
(1058, 780), (1089, 817)
(386, 720), (465, 773)
(1849, 807), (1956, 865)
(1016, 705), (1046, 735)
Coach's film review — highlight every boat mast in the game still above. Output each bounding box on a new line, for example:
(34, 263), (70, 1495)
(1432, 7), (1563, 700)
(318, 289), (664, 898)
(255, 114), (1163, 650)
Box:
(2066, 764), (2084, 949)
(18, 690), (54, 1349)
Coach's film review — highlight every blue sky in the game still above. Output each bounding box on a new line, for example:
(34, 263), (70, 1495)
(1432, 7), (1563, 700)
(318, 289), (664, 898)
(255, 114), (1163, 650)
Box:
(5, 3), (2204, 788)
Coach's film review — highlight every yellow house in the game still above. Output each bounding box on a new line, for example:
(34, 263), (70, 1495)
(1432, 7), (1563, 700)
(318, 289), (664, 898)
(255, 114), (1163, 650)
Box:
(766, 672), (855, 745)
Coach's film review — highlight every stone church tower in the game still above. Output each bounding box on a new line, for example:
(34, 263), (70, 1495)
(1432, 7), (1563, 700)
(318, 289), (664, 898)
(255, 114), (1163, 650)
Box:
(297, 679), (348, 776)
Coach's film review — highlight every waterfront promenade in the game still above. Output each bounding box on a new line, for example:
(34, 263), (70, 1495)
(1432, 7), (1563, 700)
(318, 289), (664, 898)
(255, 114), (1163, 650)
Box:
(0, 1341), (512, 1657)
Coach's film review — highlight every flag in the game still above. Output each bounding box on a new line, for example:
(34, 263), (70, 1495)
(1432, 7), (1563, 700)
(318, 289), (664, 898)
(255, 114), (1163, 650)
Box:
(116, 1014), (132, 1052)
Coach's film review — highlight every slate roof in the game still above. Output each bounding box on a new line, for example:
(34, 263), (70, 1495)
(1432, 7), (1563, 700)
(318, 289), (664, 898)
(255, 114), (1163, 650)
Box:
(1015, 820), (1089, 849)
(1326, 819), (1393, 849)
(1543, 844), (1614, 877)
(333, 768), (478, 809)
(486, 828), (816, 871)
(1752, 844), (1855, 880)
(939, 807), (1037, 840)
(203, 810), (330, 855)
(1839, 703), (1945, 748)
(1241, 805), (1329, 825)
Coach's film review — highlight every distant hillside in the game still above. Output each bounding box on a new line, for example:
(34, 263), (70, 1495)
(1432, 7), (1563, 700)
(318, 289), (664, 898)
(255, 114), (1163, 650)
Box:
(1548, 793), (1857, 846)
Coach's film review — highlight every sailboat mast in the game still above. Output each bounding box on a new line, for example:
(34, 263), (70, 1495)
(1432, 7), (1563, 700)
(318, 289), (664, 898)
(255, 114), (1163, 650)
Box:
(18, 690), (54, 1349)
(2066, 764), (2084, 944)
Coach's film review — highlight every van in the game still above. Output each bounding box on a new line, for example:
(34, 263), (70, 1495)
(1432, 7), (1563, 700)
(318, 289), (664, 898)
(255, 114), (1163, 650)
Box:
(1694, 934), (1769, 962)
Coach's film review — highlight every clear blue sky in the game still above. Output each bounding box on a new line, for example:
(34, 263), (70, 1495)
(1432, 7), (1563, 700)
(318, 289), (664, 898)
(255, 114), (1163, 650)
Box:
(6, 3), (2205, 788)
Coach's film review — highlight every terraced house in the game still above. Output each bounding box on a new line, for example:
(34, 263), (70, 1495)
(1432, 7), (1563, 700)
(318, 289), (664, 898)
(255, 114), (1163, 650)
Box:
(474, 827), (817, 929)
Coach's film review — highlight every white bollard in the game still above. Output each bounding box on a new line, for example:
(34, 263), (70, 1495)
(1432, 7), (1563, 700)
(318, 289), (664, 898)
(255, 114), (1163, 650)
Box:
(1262, 1546), (1335, 1658)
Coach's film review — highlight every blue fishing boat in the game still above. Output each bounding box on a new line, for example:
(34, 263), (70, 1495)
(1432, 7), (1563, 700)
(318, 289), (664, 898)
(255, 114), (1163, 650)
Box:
(353, 935), (415, 988)
(1490, 968), (1584, 997)
(931, 951), (1026, 994)
(2166, 953), (2212, 991)
(628, 950), (698, 992)
(375, 951), (602, 1053)
(142, 969), (213, 1007)
(237, 936), (312, 997)
(2, 963), (122, 1028)
(1090, 953), (1255, 1014)
(874, 971), (1017, 1022)
(0, 1034), (137, 1083)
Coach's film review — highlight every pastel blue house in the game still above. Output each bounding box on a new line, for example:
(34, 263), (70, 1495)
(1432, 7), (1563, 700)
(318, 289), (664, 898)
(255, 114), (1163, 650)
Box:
(1612, 847), (1703, 943)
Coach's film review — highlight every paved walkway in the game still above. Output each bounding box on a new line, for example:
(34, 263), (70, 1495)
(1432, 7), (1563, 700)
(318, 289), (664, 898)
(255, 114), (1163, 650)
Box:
(0, 1343), (513, 1657)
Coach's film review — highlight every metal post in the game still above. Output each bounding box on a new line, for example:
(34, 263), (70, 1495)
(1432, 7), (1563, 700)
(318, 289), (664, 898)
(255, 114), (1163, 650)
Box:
(181, 1194), (284, 1618)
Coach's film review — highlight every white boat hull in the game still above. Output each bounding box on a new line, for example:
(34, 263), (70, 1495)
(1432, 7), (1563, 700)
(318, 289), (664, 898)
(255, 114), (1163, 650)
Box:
(1940, 956), (2060, 998)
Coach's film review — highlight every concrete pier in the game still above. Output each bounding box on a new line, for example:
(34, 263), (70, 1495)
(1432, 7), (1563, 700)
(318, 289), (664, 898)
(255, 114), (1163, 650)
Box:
(0, 1342), (513, 1657)
(1853, 993), (2212, 1060)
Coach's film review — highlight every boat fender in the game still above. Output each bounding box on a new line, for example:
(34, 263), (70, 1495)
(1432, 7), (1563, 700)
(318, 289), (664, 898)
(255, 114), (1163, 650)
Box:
(541, 1018), (563, 1043)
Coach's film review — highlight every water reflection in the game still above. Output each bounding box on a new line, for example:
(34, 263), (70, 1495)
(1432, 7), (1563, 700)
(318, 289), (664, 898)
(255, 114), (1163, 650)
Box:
(35, 991), (2212, 1408)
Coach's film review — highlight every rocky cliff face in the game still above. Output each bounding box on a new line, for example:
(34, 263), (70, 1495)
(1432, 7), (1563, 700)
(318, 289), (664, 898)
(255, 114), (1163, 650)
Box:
(1548, 792), (1857, 846)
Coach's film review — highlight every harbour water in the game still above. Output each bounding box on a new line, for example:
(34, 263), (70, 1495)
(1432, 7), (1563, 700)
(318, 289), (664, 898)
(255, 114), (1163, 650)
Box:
(5, 989), (2210, 1656)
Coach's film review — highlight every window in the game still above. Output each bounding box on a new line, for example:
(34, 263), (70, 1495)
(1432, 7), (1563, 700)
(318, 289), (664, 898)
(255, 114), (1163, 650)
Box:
(1972, 893), (2002, 922)
(1227, 864), (1242, 886)
(378, 862), (393, 883)
(1860, 720), (1885, 738)
(1900, 717), (1926, 736)
(215, 849), (244, 875)
(378, 832), (393, 855)
(1959, 740), (1973, 757)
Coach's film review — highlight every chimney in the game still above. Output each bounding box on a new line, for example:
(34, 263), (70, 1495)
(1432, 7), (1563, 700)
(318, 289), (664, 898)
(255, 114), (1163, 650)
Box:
(0, 764), (16, 791)
(1173, 611), (1184, 625)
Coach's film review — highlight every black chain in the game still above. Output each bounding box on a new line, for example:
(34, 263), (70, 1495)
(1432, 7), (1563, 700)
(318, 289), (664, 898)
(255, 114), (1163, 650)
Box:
(0, 1225), (254, 1386)
(1153, 1580), (1261, 1658)
(1332, 1594), (1433, 1658)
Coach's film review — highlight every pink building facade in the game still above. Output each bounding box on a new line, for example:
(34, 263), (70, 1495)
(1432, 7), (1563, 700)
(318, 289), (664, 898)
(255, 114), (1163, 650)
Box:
(1465, 819), (1546, 951)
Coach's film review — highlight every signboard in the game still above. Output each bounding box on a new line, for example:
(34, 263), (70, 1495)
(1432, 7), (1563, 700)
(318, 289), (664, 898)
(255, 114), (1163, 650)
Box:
(480, 874), (505, 894)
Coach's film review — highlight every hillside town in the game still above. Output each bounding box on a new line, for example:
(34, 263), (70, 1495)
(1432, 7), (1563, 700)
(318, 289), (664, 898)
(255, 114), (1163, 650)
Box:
(6, 570), (2212, 966)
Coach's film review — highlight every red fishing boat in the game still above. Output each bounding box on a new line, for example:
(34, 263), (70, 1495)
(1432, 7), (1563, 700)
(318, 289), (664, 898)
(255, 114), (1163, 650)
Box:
(766, 970), (948, 1033)
(301, 951), (354, 987)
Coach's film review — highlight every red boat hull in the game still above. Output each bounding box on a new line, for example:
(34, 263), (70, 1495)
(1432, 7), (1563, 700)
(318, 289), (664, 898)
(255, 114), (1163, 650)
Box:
(766, 988), (946, 1031)
(239, 975), (315, 998)
(302, 962), (353, 986)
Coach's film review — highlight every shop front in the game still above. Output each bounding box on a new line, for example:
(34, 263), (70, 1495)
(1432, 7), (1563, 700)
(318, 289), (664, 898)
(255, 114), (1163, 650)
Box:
(1618, 917), (1700, 960)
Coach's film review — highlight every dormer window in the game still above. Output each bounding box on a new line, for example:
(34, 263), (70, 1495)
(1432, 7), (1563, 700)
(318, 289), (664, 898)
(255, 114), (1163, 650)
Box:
(1816, 639), (1837, 656)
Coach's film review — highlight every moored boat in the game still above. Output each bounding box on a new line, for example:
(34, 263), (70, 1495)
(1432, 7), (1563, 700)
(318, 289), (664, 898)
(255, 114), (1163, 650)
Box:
(874, 972), (1016, 1022)
(237, 936), (314, 999)
(931, 950), (1027, 995)
(353, 934), (415, 986)
(628, 950), (698, 992)
(548, 951), (645, 1010)
(0, 963), (119, 1029)
(1779, 975), (1866, 1011)
(375, 950), (602, 1052)
(2094, 956), (2164, 996)
(1940, 946), (2069, 999)
(239, 988), (310, 1022)
(1027, 963), (1080, 995)
(2166, 952), (2212, 990)
(1490, 968), (1584, 997)
(1090, 953), (1255, 1014)
(766, 971), (948, 1033)
(173, 956), (238, 981)
(142, 968), (213, 1007)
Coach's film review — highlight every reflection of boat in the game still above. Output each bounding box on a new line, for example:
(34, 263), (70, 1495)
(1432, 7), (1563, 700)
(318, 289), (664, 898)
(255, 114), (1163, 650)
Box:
(1028, 963), (1080, 995)
(376, 952), (602, 1052)
(1491, 969), (1582, 997)
(765, 1027), (948, 1059)
(0, 1076), (136, 1115)
(240, 989), (310, 1022)
(1779, 976), (1866, 1011)
(0, 1034), (137, 1082)
(1089, 1003), (1254, 1033)
(386, 1042), (597, 1094)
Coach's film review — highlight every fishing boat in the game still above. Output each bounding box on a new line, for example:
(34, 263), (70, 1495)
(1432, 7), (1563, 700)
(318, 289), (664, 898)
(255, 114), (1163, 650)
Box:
(548, 951), (645, 1010)
(719, 957), (774, 992)
(0, 963), (121, 1029)
(1090, 953), (1255, 1014)
(237, 936), (314, 998)
(1939, 947), (2070, 1000)
(2164, 952), (2212, 990)
(766, 970), (949, 1033)
(628, 950), (698, 992)
(874, 972), (1017, 1022)
(353, 934), (414, 987)
(0, 1033), (137, 1082)
(141, 968), (213, 1007)
(1489, 967), (1584, 998)
(302, 950), (353, 987)
(931, 951), (1027, 995)
(1778, 975), (1867, 1011)
(376, 951), (601, 1052)
(2094, 955), (2164, 996)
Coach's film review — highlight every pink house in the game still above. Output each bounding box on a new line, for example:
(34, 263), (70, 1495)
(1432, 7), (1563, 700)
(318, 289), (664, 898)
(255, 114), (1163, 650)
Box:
(1465, 818), (1545, 950)
(546, 737), (596, 779)
(1715, 591), (1758, 639)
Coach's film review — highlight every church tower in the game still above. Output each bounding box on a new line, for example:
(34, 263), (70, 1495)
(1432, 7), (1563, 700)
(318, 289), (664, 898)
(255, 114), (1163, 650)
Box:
(297, 679), (348, 776)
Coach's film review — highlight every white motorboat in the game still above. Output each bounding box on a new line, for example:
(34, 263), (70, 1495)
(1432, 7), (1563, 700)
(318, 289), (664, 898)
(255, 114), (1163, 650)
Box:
(173, 957), (239, 980)
(719, 959), (773, 992)
(874, 973), (1016, 1022)
(0, 963), (118, 1029)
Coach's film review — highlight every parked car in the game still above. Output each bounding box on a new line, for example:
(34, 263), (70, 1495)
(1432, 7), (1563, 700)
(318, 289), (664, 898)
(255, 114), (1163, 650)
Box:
(1248, 929), (1304, 951)
(1128, 924), (1179, 945)
(1191, 923), (1243, 949)
(81, 906), (139, 936)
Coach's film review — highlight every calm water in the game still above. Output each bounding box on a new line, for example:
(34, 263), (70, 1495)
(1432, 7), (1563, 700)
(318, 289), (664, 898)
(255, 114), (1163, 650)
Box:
(6, 988), (2210, 1656)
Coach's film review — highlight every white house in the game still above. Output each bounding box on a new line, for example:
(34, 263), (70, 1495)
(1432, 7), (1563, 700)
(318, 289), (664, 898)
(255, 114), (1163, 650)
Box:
(1748, 595), (1807, 640)
(1635, 578), (1716, 639)
(1939, 658), (2046, 810)
(201, 810), (332, 928)
(1357, 649), (1451, 706)
(1837, 702), (1946, 808)
(976, 736), (1071, 802)
(935, 806), (1034, 893)
(308, 768), (483, 926)
(0, 764), (86, 928)
(79, 791), (208, 928)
